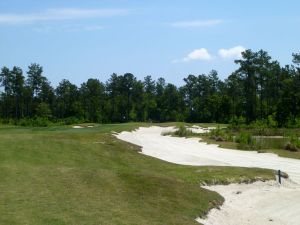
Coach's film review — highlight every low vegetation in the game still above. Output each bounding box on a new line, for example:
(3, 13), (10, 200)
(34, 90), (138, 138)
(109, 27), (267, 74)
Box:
(0, 123), (274, 225)
(203, 125), (300, 159)
(174, 125), (194, 137)
(166, 122), (300, 159)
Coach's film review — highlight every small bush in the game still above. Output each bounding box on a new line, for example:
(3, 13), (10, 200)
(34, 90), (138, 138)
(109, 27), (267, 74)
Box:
(235, 132), (260, 150)
(229, 116), (246, 129)
(284, 142), (299, 152)
(249, 120), (268, 135)
(224, 132), (234, 142)
(267, 115), (278, 128)
(209, 126), (229, 142)
(235, 132), (252, 144)
(19, 118), (32, 126)
(0, 118), (15, 125)
(174, 125), (193, 137)
(295, 118), (300, 128)
(18, 117), (52, 127)
(33, 117), (52, 127)
(284, 133), (300, 152)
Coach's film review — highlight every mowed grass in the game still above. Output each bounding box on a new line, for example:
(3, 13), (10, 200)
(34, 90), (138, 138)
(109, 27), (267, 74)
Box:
(0, 123), (274, 225)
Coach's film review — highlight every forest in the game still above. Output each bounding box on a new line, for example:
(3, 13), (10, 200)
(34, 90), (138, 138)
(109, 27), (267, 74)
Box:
(1, 49), (300, 127)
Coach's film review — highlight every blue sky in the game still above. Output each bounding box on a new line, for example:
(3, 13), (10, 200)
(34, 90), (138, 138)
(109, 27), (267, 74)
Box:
(0, 0), (299, 86)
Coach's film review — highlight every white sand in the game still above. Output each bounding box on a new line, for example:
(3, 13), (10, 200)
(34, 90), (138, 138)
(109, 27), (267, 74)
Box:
(187, 125), (215, 134)
(73, 125), (95, 128)
(197, 180), (300, 225)
(116, 126), (300, 225)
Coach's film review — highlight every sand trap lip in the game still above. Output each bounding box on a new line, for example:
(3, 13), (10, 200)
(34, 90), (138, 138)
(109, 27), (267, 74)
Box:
(72, 125), (94, 129)
(116, 126), (300, 225)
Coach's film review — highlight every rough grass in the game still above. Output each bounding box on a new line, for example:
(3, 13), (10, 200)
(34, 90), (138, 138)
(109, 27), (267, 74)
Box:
(200, 135), (300, 160)
(0, 123), (274, 225)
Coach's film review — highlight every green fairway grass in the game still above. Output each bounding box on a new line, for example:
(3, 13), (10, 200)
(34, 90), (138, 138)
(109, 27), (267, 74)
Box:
(0, 123), (274, 225)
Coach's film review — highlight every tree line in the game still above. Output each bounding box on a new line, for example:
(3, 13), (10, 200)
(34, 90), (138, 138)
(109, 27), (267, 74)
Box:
(1, 49), (300, 127)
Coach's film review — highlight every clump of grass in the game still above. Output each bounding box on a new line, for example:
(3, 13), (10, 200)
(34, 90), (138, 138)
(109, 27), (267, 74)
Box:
(209, 126), (224, 141)
(235, 132), (260, 150)
(174, 125), (193, 137)
(209, 126), (233, 142)
(284, 133), (300, 152)
(235, 132), (252, 144)
(162, 125), (194, 137)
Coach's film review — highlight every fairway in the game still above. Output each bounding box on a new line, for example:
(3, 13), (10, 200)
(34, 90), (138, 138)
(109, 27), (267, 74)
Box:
(0, 124), (274, 225)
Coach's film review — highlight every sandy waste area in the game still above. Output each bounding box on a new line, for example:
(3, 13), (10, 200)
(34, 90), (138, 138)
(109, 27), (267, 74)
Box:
(116, 126), (300, 225)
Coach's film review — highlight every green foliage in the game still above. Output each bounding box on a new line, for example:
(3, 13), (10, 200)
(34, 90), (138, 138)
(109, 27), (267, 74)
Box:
(18, 117), (52, 127)
(235, 132), (259, 150)
(62, 116), (83, 125)
(174, 125), (193, 137)
(229, 116), (246, 128)
(1, 49), (300, 127)
(267, 115), (278, 128)
(36, 102), (52, 118)
(284, 133), (300, 151)
(249, 120), (268, 135)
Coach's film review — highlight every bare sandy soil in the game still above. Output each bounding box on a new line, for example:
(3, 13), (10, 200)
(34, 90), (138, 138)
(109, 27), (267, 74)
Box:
(116, 126), (300, 225)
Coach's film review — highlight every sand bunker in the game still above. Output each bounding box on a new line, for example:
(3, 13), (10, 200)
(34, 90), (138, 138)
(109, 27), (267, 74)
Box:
(186, 125), (215, 134)
(197, 180), (300, 225)
(116, 126), (300, 225)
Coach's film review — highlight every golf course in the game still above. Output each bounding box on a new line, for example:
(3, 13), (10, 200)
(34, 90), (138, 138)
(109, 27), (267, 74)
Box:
(0, 123), (275, 225)
(1, 1), (300, 224)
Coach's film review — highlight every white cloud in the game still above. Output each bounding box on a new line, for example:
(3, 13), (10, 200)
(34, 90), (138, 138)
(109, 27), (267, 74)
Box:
(0, 8), (129, 25)
(84, 25), (105, 31)
(171, 19), (223, 28)
(184, 48), (212, 61)
(33, 24), (105, 33)
(218, 46), (246, 59)
(172, 48), (213, 63)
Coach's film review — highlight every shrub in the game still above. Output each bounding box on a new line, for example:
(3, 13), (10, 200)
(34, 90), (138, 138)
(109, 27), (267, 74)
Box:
(235, 132), (252, 144)
(209, 126), (228, 142)
(19, 118), (32, 126)
(32, 117), (52, 127)
(295, 118), (300, 128)
(284, 142), (299, 152)
(174, 125), (192, 137)
(249, 120), (268, 135)
(267, 115), (278, 128)
(235, 132), (260, 150)
(284, 133), (300, 152)
(18, 117), (52, 127)
(229, 116), (246, 129)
